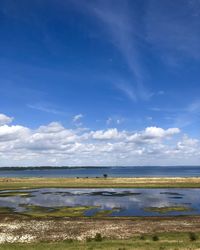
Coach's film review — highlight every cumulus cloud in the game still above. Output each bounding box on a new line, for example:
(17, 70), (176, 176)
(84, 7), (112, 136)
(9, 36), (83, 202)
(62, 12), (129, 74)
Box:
(0, 113), (13, 125)
(0, 114), (199, 166)
(143, 127), (180, 139)
(0, 125), (29, 142)
(91, 128), (119, 140)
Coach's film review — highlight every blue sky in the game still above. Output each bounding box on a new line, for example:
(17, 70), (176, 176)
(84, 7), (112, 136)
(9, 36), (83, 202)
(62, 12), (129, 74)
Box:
(0, 0), (200, 166)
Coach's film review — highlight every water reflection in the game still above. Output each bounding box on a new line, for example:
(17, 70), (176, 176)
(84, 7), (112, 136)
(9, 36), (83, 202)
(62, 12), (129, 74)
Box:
(0, 188), (200, 216)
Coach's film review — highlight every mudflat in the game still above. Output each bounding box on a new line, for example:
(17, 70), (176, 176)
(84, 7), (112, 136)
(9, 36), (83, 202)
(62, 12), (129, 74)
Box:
(1, 177), (200, 248)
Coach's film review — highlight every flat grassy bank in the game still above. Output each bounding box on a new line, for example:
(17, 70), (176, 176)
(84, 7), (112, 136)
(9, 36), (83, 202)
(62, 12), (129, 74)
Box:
(1, 177), (200, 189)
(1, 232), (200, 250)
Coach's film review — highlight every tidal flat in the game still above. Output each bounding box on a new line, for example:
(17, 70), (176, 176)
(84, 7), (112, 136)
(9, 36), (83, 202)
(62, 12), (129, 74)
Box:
(1, 178), (200, 248)
(0, 187), (200, 217)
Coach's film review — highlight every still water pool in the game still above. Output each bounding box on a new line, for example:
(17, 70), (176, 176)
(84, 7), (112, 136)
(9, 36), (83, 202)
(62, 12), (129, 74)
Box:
(0, 188), (200, 217)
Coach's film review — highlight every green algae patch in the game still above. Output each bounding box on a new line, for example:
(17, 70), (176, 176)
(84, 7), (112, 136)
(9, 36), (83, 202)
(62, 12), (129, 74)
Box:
(22, 205), (97, 218)
(93, 210), (113, 217)
(93, 208), (121, 217)
(144, 205), (192, 214)
(0, 206), (15, 214)
(0, 191), (33, 198)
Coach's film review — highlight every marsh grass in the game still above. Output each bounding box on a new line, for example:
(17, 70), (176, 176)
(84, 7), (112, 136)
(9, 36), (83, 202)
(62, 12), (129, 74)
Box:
(0, 191), (32, 197)
(1, 232), (200, 249)
(21, 205), (97, 218)
(1, 177), (200, 190)
(144, 205), (192, 214)
(0, 206), (14, 214)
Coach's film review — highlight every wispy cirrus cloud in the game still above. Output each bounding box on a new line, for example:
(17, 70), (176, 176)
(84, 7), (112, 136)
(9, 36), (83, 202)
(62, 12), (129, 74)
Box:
(150, 99), (200, 128)
(28, 103), (66, 116)
(145, 0), (200, 63)
(71, 0), (152, 102)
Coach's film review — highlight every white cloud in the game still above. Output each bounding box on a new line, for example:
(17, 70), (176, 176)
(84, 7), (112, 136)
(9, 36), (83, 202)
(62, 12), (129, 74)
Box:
(37, 122), (65, 133)
(72, 114), (83, 123)
(0, 114), (199, 166)
(144, 127), (180, 138)
(106, 116), (124, 125)
(91, 128), (119, 140)
(176, 135), (199, 154)
(0, 125), (29, 142)
(0, 114), (13, 125)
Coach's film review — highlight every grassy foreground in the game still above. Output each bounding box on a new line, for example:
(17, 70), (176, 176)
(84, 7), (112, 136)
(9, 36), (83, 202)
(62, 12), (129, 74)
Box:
(1, 177), (200, 189)
(1, 232), (200, 250)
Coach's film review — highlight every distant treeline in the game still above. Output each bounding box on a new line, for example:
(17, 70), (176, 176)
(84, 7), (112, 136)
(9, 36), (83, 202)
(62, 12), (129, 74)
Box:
(0, 166), (108, 171)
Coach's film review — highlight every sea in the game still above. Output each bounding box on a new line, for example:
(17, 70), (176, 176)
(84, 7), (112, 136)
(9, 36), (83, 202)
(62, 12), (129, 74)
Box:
(0, 166), (200, 178)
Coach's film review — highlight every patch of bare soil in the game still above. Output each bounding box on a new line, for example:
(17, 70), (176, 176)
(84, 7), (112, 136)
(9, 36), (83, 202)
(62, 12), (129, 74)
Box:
(1, 216), (200, 243)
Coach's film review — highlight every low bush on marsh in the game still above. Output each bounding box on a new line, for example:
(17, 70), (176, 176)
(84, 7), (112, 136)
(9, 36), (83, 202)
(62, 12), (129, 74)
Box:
(189, 232), (198, 241)
(94, 233), (103, 242)
(152, 235), (159, 241)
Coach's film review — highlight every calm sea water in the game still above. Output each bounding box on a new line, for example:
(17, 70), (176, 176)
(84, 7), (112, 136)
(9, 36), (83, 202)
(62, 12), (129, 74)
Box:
(0, 166), (200, 177)
(0, 188), (199, 217)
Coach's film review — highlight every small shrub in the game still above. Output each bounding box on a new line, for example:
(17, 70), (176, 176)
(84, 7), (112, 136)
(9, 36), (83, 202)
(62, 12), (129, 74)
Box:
(64, 238), (73, 243)
(159, 247), (165, 250)
(189, 232), (198, 241)
(140, 235), (145, 240)
(152, 235), (159, 241)
(94, 233), (103, 242)
(86, 237), (92, 242)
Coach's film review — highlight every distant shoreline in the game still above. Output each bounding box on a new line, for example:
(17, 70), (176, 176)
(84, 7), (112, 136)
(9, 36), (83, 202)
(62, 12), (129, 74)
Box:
(0, 165), (200, 171)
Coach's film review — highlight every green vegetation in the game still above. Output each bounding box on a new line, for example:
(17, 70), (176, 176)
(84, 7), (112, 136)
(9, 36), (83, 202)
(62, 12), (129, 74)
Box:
(1, 232), (200, 249)
(93, 209), (116, 217)
(139, 235), (146, 240)
(1, 177), (200, 190)
(94, 233), (103, 242)
(144, 205), (192, 214)
(0, 206), (14, 214)
(189, 232), (198, 241)
(22, 205), (97, 218)
(0, 204), (121, 218)
(152, 235), (159, 241)
(0, 191), (32, 197)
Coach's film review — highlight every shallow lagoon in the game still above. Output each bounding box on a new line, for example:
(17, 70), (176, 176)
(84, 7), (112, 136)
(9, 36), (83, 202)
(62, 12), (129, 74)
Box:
(0, 188), (200, 217)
